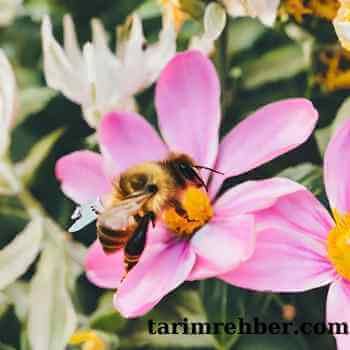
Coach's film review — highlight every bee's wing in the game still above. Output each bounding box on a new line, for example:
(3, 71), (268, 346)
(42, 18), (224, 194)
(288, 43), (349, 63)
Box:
(97, 196), (146, 231)
(68, 198), (104, 233)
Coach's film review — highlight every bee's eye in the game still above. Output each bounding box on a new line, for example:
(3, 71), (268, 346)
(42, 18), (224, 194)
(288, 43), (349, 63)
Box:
(178, 162), (194, 179)
(147, 184), (158, 194)
(179, 162), (190, 172)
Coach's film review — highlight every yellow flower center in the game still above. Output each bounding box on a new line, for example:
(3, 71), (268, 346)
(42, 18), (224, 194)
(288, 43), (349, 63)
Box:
(281, 0), (339, 22)
(327, 209), (350, 281)
(162, 186), (213, 237)
(69, 330), (106, 350)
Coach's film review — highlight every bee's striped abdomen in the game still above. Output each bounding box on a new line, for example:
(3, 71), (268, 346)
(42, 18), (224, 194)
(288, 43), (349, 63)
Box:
(97, 225), (131, 254)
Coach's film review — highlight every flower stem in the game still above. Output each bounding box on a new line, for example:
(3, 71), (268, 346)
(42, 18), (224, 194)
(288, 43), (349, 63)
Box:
(217, 24), (229, 116)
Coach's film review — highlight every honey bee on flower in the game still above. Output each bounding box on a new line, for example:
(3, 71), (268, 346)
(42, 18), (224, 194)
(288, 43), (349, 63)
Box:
(56, 50), (318, 318)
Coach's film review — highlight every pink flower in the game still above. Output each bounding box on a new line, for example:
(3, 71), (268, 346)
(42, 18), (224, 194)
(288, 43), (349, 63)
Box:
(56, 50), (318, 318)
(221, 119), (350, 349)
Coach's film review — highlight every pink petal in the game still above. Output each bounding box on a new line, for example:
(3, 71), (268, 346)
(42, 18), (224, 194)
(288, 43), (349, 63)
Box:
(114, 241), (195, 318)
(220, 189), (335, 292)
(85, 240), (125, 289)
(188, 215), (255, 280)
(55, 150), (112, 204)
(324, 118), (350, 214)
(210, 98), (318, 195)
(214, 177), (304, 217)
(98, 111), (168, 176)
(327, 279), (350, 349)
(155, 50), (220, 168)
(147, 223), (174, 244)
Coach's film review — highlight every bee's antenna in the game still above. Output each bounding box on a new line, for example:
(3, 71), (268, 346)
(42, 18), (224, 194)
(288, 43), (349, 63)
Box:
(195, 166), (224, 175)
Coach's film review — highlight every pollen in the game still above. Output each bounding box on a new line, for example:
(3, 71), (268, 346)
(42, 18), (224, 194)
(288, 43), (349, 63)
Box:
(162, 186), (213, 237)
(327, 209), (350, 281)
(69, 330), (106, 350)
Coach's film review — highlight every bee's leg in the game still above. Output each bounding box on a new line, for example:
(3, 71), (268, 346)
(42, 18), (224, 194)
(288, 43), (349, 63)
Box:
(124, 212), (155, 274)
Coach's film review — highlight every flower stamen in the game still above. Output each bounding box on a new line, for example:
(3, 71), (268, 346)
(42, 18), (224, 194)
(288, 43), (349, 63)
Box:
(162, 186), (213, 237)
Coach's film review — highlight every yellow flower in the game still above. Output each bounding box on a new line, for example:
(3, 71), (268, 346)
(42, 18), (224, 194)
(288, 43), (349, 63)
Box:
(282, 0), (339, 22)
(282, 0), (312, 23)
(160, 0), (188, 31)
(318, 49), (350, 92)
(69, 330), (106, 350)
(309, 0), (339, 21)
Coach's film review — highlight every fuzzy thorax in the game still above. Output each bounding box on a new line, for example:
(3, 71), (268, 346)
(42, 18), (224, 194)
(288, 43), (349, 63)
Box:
(162, 186), (213, 237)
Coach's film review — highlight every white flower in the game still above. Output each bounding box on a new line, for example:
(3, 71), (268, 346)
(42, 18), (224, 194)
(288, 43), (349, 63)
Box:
(0, 0), (22, 27)
(0, 50), (18, 158)
(190, 2), (227, 55)
(220, 0), (280, 26)
(333, 0), (350, 51)
(41, 14), (176, 128)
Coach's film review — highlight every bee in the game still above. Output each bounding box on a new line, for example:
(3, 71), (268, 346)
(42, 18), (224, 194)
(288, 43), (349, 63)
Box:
(70, 153), (222, 274)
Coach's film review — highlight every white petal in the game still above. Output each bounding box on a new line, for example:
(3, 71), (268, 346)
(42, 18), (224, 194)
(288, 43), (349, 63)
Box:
(221, 0), (279, 26)
(0, 50), (18, 155)
(190, 3), (226, 55)
(41, 16), (88, 104)
(0, 218), (43, 290)
(63, 14), (83, 67)
(334, 2), (350, 50)
(92, 18), (109, 49)
(135, 12), (176, 91)
(0, 0), (22, 27)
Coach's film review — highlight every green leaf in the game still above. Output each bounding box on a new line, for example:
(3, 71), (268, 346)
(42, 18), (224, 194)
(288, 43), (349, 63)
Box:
(65, 240), (87, 292)
(331, 96), (350, 135)
(0, 292), (10, 319)
(279, 163), (323, 196)
(89, 292), (127, 333)
(318, 97), (350, 156)
(28, 235), (77, 350)
(136, 0), (161, 19)
(228, 18), (266, 55)
(0, 217), (43, 290)
(16, 87), (57, 127)
(0, 343), (16, 350)
(238, 44), (307, 89)
(15, 128), (64, 186)
(123, 289), (217, 348)
(315, 126), (331, 156)
(4, 282), (29, 322)
(20, 331), (32, 350)
(24, 0), (65, 22)
(179, 0), (205, 20)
